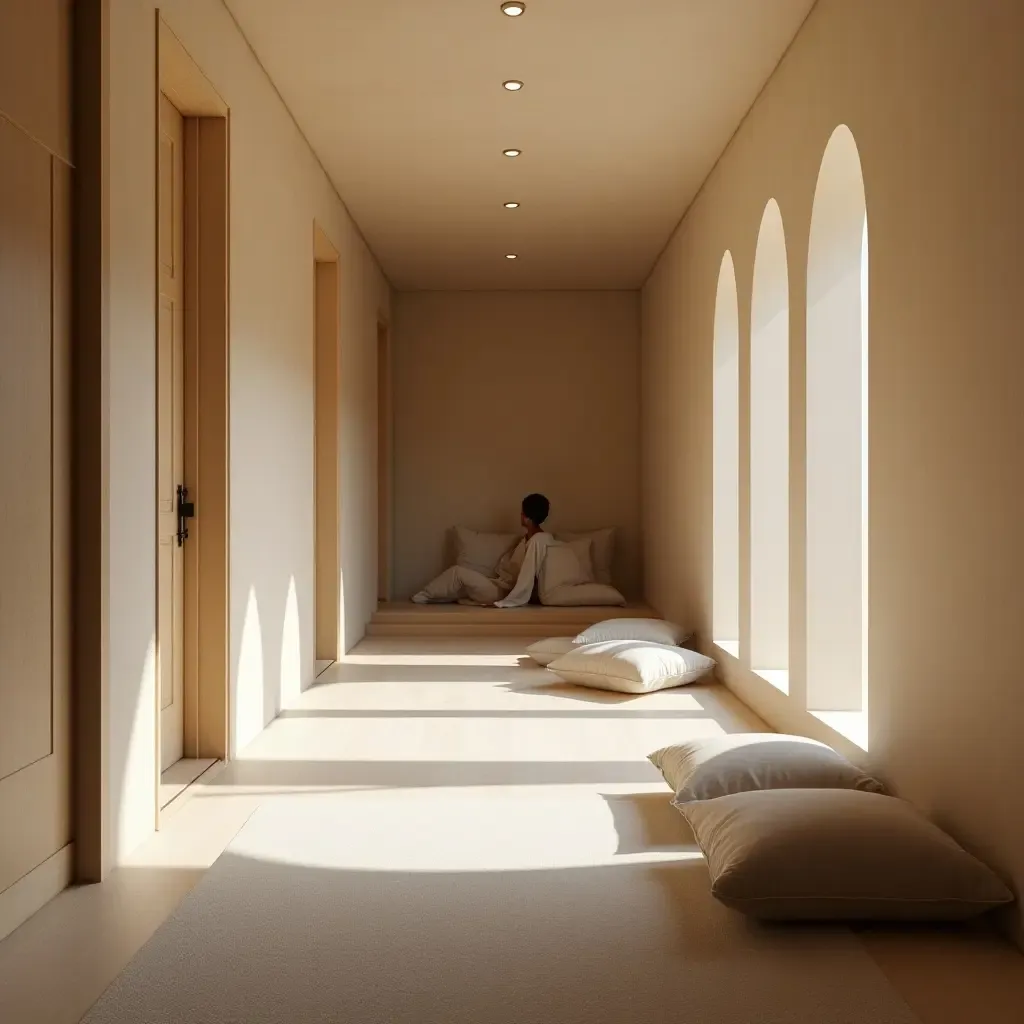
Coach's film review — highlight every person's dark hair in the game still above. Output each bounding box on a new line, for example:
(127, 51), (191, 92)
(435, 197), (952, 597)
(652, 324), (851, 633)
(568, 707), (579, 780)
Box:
(521, 493), (550, 527)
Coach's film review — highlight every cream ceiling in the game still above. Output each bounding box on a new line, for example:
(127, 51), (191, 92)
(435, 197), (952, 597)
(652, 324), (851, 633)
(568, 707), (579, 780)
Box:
(225, 0), (815, 290)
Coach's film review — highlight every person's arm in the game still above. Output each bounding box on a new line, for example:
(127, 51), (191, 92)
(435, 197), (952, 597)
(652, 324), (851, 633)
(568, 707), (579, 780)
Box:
(494, 534), (551, 608)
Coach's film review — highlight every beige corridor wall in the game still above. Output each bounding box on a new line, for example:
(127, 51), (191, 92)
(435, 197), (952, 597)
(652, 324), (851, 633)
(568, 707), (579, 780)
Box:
(393, 291), (641, 600)
(107, 0), (390, 860)
(642, 0), (1024, 937)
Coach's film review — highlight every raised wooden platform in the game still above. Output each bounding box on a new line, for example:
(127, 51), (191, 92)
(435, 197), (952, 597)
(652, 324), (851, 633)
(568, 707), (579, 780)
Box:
(367, 602), (657, 638)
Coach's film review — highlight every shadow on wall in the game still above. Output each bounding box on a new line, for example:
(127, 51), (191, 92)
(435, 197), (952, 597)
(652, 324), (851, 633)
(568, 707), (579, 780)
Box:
(231, 574), (314, 755)
(109, 634), (158, 862)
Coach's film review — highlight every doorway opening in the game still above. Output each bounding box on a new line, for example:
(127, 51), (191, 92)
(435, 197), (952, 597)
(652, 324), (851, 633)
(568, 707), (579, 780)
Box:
(156, 19), (230, 816)
(314, 225), (341, 674)
(377, 321), (393, 603)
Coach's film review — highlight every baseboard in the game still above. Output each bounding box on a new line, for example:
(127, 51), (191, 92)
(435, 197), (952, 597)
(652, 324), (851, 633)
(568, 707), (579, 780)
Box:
(0, 843), (74, 943)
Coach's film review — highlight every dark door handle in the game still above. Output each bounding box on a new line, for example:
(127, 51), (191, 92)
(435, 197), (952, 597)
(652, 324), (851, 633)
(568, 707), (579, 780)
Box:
(177, 484), (195, 547)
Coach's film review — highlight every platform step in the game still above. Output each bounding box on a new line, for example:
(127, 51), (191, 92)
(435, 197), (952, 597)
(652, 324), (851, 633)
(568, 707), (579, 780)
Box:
(367, 602), (657, 639)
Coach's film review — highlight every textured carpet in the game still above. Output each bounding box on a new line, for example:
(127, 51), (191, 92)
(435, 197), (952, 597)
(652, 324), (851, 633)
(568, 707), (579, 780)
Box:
(82, 788), (920, 1023)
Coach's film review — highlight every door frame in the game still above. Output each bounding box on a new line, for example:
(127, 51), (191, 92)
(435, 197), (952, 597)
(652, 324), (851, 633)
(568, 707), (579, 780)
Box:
(71, 3), (231, 881)
(377, 320), (393, 603)
(313, 225), (341, 664)
(156, 19), (230, 813)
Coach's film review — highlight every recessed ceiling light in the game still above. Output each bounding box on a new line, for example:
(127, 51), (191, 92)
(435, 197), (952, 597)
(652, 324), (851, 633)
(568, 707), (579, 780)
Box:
(504, 202), (520, 209)
(505, 254), (518, 260)
(502, 80), (524, 92)
(502, 148), (521, 157)
(501, 2), (526, 16)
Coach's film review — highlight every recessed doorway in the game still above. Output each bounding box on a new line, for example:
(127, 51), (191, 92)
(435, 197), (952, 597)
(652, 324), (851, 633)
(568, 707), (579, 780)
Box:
(314, 225), (341, 672)
(156, 19), (230, 815)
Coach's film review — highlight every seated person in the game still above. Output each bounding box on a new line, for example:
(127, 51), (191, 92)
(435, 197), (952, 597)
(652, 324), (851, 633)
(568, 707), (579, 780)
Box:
(412, 494), (553, 608)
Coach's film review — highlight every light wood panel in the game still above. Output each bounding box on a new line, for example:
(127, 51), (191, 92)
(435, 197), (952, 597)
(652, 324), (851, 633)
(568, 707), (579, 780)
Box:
(157, 94), (186, 772)
(314, 246), (341, 662)
(183, 116), (230, 761)
(377, 323), (392, 602)
(0, 123), (73, 900)
(0, 0), (72, 163)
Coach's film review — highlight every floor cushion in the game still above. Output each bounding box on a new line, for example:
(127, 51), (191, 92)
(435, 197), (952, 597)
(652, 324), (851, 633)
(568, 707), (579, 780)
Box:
(680, 788), (1014, 921)
(525, 637), (576, 667)
(547, 640), (714, 694)
(649, 732), (883, 805)
(540, 582), (627, 607)
(576, 617), (690, 646)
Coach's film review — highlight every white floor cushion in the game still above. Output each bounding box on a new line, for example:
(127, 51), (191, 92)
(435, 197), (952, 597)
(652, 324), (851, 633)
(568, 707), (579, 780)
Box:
(525, 637), (577, 667)
(649, 733), (883, 806)
(548, 640), (715, 694)
(575, 617), (691, 646)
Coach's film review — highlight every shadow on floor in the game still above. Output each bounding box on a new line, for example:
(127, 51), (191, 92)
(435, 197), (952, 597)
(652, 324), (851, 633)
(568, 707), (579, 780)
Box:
(209, 759), (665, 788)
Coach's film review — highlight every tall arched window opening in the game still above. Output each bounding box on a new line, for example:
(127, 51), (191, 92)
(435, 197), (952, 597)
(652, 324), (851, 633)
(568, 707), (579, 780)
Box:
(749, 200), (790, 691)
(806, 125), (869, 732)
(712, 252), (740, 656)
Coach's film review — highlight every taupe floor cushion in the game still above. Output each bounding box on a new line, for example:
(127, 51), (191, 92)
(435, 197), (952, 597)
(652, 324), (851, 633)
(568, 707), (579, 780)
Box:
(680, 788), (1014, 921)
(525, 637), (576, 667)
(649, 733), (883, 805)
(576, 617), (691, 646)
(540, 582), (626, 607)
(547, 640), (714, 694)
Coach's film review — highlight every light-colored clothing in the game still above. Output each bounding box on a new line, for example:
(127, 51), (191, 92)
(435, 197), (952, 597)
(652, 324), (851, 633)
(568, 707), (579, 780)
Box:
(413, 533), (552, 608)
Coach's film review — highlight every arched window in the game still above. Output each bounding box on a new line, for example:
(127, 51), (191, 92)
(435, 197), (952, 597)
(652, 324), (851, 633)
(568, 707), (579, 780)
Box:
(806, 125), (869, 729)
(712, 252), (740, 656)
(749, 200), (789, 691)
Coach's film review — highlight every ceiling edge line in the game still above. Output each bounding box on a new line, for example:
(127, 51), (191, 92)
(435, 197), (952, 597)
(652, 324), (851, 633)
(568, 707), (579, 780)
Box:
(217, 0), (395, 289)
(639, 0), (822, 290)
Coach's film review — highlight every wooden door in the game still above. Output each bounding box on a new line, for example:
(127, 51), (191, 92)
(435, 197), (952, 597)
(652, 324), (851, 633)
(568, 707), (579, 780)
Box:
(314, 254), (340, 663)
(0, 118), (72, 911)
(158, 93), (185, 771)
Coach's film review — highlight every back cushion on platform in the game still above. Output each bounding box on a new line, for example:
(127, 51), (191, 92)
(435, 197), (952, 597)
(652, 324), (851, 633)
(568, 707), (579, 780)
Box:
(454, 526), (518, 577)
(540, 538), (595, 595)
(556, 528), (615, 585)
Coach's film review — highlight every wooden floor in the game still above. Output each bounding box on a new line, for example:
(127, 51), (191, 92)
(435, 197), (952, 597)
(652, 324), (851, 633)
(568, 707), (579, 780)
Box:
(367, 601), (659, 638)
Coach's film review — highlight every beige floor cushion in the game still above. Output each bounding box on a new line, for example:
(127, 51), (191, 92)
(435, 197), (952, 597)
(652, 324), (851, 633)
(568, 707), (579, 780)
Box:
(649, 733), (883, 805)
(525, 637), (577, 667)
(540, 582), (626, 607)
(576, 617), (691, 646)
(681, 788), (1014, 921)
(548, 640), (715, 694)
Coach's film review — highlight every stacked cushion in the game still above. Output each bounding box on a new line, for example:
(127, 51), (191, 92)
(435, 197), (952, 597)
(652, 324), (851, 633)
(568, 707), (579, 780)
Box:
(680, 788), (1014, 921)
(649, 733), (883, 805)
(576, 617), (690, 646)
(525, 637), (576, 667)
(547, 640), (715, 694)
